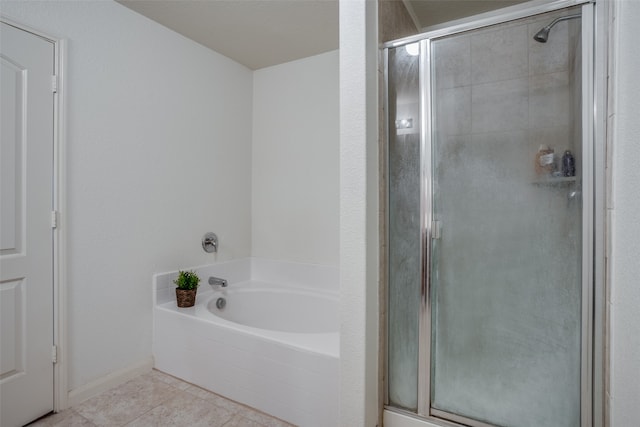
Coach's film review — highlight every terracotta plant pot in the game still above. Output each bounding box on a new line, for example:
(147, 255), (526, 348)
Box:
(176, 288), (197, 308)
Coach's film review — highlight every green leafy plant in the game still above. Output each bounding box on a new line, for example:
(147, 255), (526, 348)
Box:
(173, 270), (200, 290)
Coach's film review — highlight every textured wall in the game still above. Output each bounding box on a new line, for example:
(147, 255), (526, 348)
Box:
(610, 0), (640, 424)
(379, 0), (418, 43)
(339, 0), (380, 425)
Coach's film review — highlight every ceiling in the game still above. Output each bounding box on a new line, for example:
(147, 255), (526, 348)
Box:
(117, 0), (531, 70)
(116, 0), (339, 70)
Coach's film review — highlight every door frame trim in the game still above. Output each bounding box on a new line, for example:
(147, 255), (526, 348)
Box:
(0, 15), (68, 412)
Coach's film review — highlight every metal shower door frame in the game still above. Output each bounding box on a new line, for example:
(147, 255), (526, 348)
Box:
(383, 0), (604, 426)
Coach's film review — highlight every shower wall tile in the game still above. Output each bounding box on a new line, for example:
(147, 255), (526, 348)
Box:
(471, 78), (528, 133)
(434, 132), (532, 246)
(436, 86), (472, 135)
(471, 24), (528, 84)
(469, 131), (531, 181)
(528, 19), (569, 76)
(568, 20), (581, 63)
(434, 134), (472, 181)
(529, 71), (570, 130)
(434, 36), (471, 89)
(379, 0), (419, 43)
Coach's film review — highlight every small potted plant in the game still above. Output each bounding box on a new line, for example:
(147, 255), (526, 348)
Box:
(174, 270), (200, 308)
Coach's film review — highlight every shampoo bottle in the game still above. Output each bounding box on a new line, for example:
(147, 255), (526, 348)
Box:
(562, 150), (576, 177)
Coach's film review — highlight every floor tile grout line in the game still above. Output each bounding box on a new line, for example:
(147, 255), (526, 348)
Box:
(121, 398), (169, 427)
(33, 369), (291, 427)
(71, 408), (99, 427)
(123, 382), (241, 427)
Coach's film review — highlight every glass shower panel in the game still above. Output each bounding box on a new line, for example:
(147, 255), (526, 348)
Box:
(430, 10), (582, 427)
(387, 43), (421, 411)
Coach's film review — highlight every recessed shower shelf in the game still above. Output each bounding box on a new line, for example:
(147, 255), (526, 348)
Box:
(532, 176), (577, 186)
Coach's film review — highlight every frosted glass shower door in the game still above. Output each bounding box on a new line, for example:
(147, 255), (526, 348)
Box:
(386, 43), (422, 411)
(429, 8), (584, 427)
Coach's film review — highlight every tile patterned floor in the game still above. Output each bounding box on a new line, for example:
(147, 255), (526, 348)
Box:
(29, 370), (295, 427)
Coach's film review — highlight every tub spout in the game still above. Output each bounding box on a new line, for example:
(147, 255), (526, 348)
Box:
(208, 276), (228, 288)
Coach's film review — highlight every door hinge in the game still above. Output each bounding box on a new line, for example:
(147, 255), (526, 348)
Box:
(51, 75), (58, 93)
(52, 345), (58, 364)
(51, 210), (58, 229)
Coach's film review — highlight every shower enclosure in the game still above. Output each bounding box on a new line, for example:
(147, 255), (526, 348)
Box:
(384, 1), (602, 426)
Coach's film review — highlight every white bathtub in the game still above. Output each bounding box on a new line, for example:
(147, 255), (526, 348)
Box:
(153, 258), (339, 427)
(207, 283), (339, 334)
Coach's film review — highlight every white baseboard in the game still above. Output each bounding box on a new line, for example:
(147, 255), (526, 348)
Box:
(67, 357), (154, 407)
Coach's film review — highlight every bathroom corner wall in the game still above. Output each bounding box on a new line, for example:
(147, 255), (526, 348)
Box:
(610, 0), (640, 424)
(252, 51), (339, 266)
(340, 0), (380, 425)
(1, 0), (253, 393)
(378, 0), (418, 43)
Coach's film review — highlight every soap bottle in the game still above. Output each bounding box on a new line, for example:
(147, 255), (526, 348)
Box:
(562, 150), (576, 177)
(535, 145), (555, 175)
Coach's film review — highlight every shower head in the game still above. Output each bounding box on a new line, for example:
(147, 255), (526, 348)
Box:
(533, 14), (581, 43)
(533, 26), (551, 43)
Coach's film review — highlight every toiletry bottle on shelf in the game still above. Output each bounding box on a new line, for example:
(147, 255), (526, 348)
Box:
(535, 145), (555, 175)
(562, 150), (576, 177)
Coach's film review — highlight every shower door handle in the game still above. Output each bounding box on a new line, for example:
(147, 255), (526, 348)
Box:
(431, 220), (442, 240)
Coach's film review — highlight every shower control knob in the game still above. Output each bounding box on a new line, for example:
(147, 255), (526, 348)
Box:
(202, 232), (218, 253)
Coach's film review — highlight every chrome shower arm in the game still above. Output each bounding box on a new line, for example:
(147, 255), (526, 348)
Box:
(533, 13), (581, 43)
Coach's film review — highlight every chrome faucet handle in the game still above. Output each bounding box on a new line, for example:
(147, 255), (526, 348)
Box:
(202, 232), (218, 253)
(208, 276), (228, 288)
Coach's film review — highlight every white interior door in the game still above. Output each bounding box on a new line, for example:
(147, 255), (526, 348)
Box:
(1, 21), (55, 427)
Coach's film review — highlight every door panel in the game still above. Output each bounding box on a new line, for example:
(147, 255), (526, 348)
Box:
(1, 21), (55, 427)
(386, 44), (422, 411)
(386, 3), (596, 427)
(429, 8), (583, 427)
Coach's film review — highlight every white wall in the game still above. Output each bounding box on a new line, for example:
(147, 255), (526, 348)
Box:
(610, 0), (640, 424)
(1, 0), (253, 392)
(339, 0), (380, 425)
(252, 51), (339, 266)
